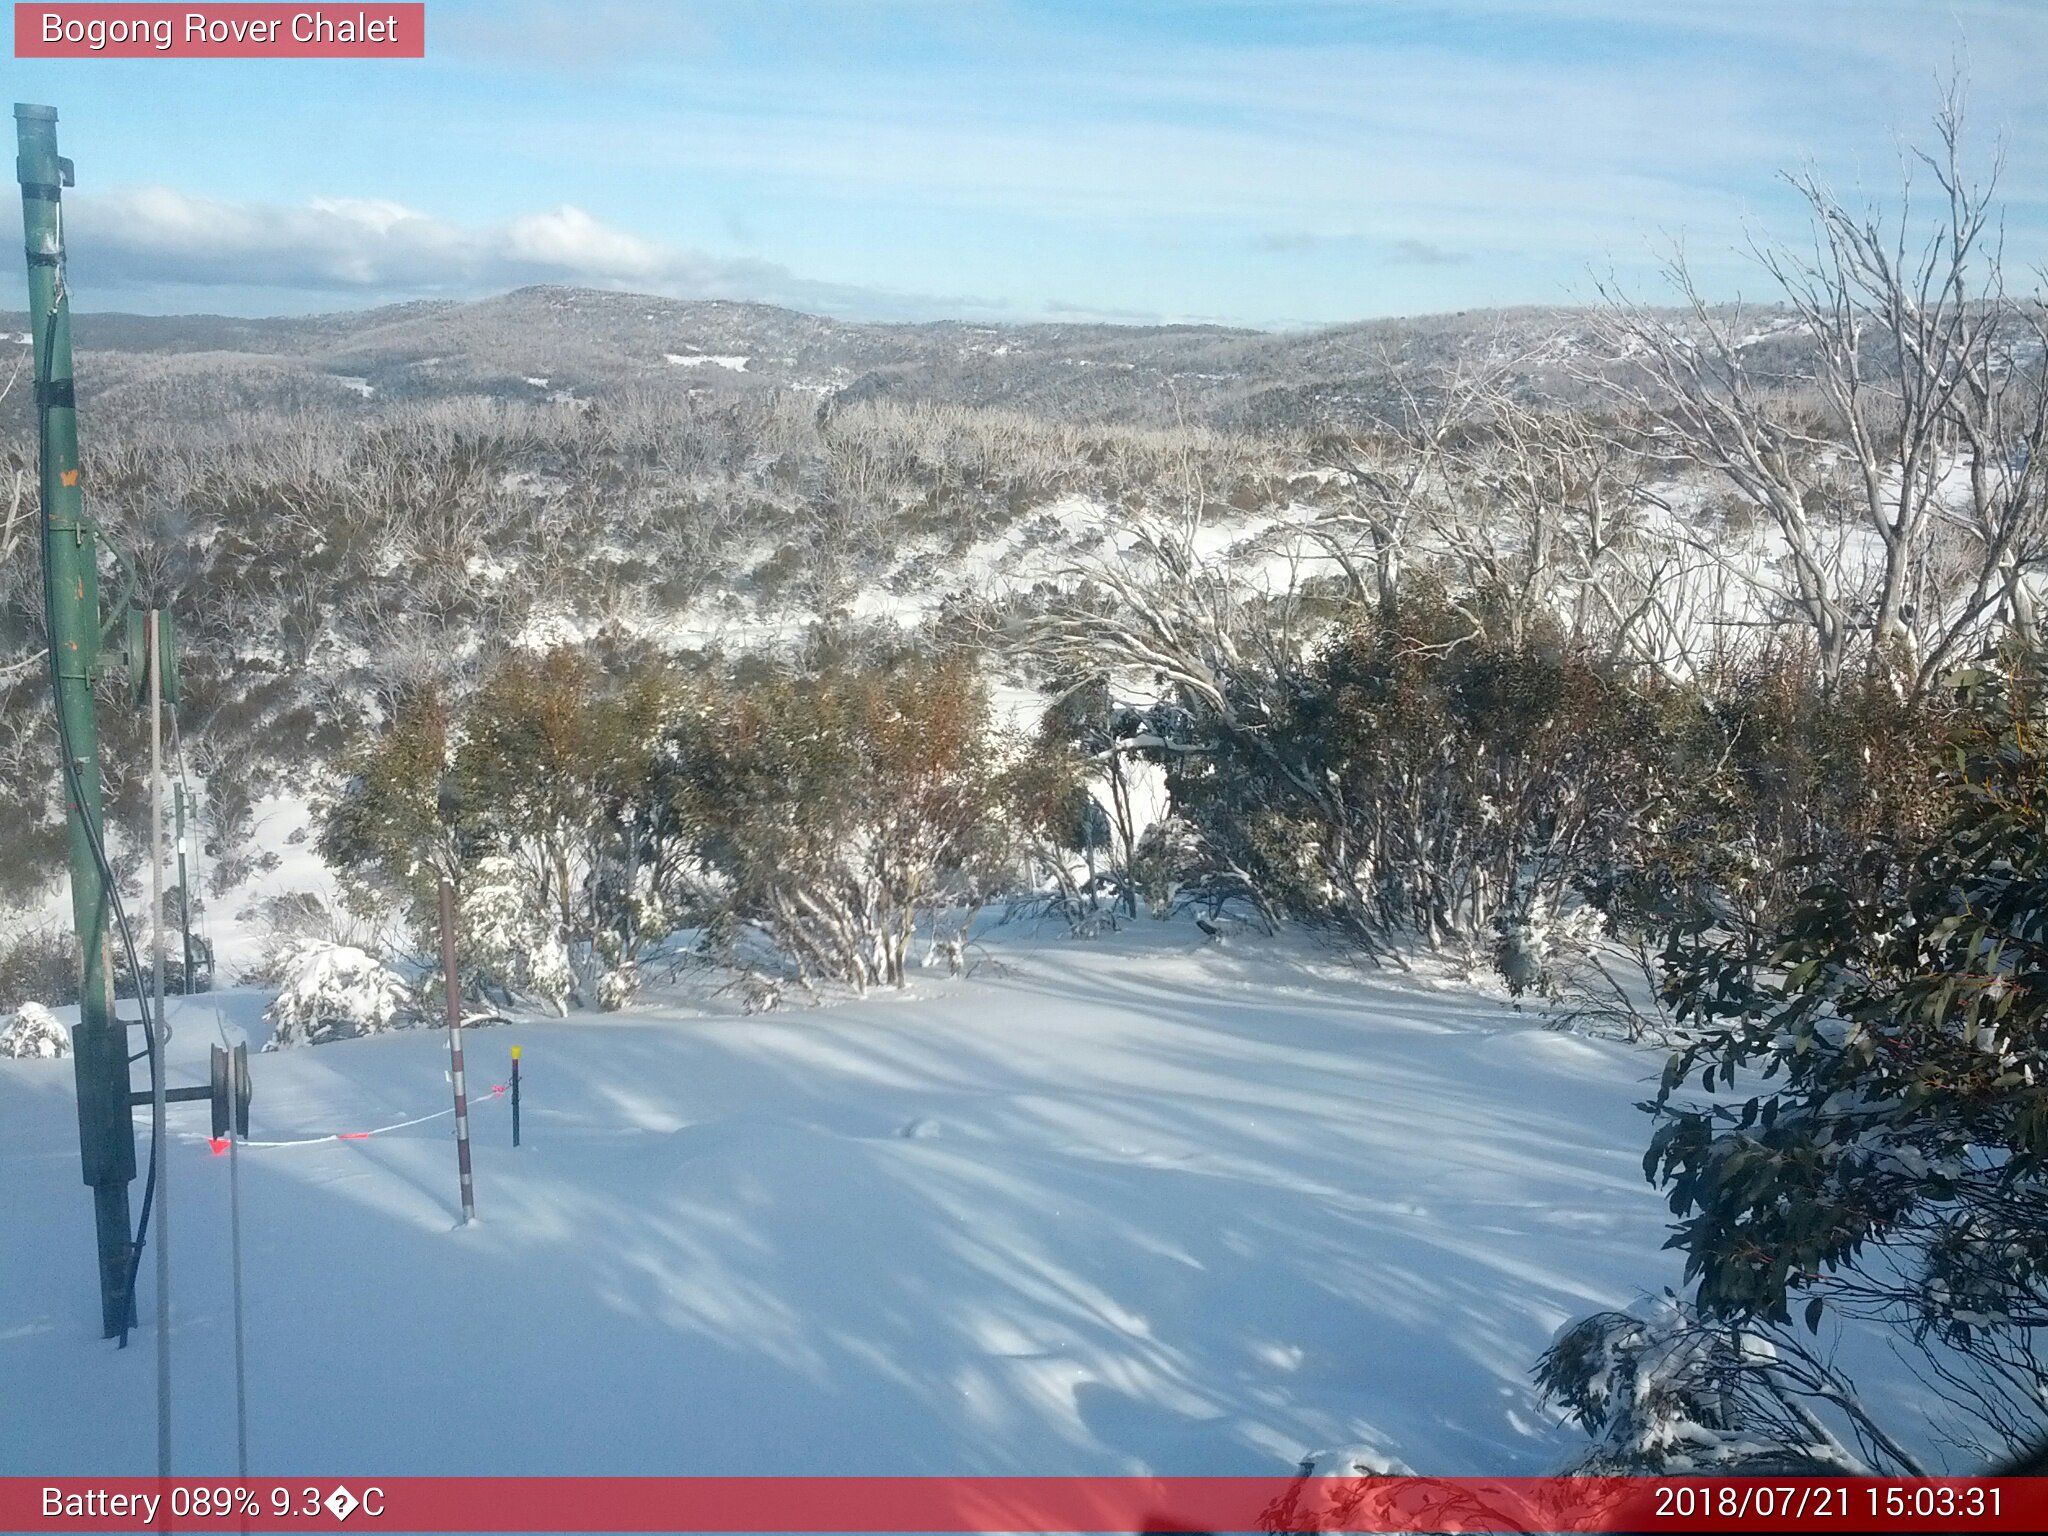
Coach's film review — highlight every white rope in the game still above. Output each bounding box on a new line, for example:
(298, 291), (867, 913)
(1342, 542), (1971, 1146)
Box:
(227, 1081), (507, 1150)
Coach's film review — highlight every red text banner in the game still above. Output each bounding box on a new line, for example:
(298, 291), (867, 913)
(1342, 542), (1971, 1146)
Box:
(15, 5), (425, 58)
(0, 1476), (2041, 1532)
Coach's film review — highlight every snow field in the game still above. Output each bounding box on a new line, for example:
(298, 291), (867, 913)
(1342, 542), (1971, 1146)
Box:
(0, 922), (1676, 1478)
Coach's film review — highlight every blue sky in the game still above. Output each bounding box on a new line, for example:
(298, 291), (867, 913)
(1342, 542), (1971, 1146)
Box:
(11, 0), (2048, 327)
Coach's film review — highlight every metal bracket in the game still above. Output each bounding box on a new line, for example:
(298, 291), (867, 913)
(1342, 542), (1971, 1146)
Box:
(130, 1085), (212, 1108)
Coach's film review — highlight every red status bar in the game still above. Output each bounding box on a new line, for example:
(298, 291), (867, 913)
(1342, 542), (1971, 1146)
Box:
(1, 1476), (2040, 1532)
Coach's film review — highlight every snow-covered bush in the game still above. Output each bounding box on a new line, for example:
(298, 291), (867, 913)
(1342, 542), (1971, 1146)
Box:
(590, 927), (644, 1012)
(263, 941), (414, 1050)
(241, 890), (384, 987)
(1492, 892), (1604, 999)
(623, 866), (675, 957)
(736, 969), (783, 1015)
(921, 934), (966, 976)
(595, 961), (638, 1012)
(1, 1002), (70, 1059)
(1295, 1446), (1414, 1477)
(1537, 1296), (1892, 1474)
(1129, 815), (1195, 918)
(460, 854), (572, 1016)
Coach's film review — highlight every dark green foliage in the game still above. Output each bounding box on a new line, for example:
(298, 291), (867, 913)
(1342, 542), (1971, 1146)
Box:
(315, 687), (459, 933)
(1644, 669), (2048, 1444)
(1170, 595), (1662, 959)
(1591, 656), (1952, 942)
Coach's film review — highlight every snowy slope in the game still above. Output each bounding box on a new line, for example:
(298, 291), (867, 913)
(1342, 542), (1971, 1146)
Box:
(0, 922), (1678, 1479)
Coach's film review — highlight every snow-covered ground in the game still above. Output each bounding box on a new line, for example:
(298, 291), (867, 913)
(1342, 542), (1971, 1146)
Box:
(0, 921), (1679, 1479)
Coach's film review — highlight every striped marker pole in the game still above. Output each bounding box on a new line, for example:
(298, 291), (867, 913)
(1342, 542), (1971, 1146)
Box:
(438, 879), (476, 1224)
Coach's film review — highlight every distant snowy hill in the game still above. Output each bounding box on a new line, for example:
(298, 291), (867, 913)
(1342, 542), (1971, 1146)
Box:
(2, 284), (1824, 433)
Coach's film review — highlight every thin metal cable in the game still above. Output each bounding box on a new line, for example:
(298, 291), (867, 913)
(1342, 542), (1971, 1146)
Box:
(168, 715), (248, 1475)
(148, 612), (169, 1477)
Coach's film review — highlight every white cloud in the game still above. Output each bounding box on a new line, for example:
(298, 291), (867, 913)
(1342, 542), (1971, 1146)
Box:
(306, 197), (429, 237)
(58, 186), (971, 318)
(502, 205), (669, 278)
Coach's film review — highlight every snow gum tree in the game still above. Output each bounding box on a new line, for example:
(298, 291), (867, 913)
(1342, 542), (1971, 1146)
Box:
(999, 732), (1099, 923)
(315, 686), (460, 932)
(1637, 667), (2048, 1461)
(1164, 593), (1665, 965)
(1597, 93), (2048, 698)
(452, 648), (675, 1004)
(315, 651), (679, 1009)
(664, 651), (1013, 991)
(1033, 671), (1156, 919)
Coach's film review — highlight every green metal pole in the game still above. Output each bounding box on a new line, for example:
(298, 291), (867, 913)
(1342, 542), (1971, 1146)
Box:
(16, 102), (136, 1339)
